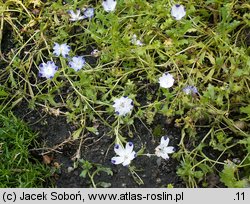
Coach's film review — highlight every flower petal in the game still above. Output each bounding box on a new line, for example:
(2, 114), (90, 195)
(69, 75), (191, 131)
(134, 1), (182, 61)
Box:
(160, 153), (169, 160)
(128, 151), (136, 160)
(161, 136), (169, 146)
(111, 156), (124, 165)
(122, 159), (131, 166)
(114, 144), (125, 156)
(164, 146), (175, 154)
(125, 142), (134, 154)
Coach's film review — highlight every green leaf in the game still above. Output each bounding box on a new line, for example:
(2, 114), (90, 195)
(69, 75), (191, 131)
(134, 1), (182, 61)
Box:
(96, 166), (113, 176)
(153, 124), (164, 137)
(80, 169), (88, 178)
(204, 69), (215, 83)
(240, 105), (250, 118)
(97, 182), (112, 188)
(136, 145), (146, 156)
(0, 89), (8, 97)
(220, 161), (247, 188)
(72, 127), (84, 139)
(86, 127), (98, 135)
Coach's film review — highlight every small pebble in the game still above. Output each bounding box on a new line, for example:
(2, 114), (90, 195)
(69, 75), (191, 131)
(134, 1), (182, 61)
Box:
(67, 166), (74, 173)
(234, 121), (247, 130)
(156, 178), (161, 184)
(156, 157), (162, 166)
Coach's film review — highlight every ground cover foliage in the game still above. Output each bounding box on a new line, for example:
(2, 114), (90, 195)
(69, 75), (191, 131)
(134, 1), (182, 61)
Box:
(0, 0), (249, 187)
(0, 112), (51, 187)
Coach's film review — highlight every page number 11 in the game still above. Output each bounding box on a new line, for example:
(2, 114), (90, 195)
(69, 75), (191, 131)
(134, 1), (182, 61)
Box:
(235, 192), (245, 201)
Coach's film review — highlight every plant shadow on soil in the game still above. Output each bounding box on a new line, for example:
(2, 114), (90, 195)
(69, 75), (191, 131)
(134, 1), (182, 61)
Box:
(13, 103), (186, 188)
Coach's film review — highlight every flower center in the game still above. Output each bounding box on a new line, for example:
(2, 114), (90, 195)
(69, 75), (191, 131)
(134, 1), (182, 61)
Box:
(120, 102), (125, 108)
(124, 155), (129, 160)
(76, 61), (81, 66)
(86, 10), (91, 16)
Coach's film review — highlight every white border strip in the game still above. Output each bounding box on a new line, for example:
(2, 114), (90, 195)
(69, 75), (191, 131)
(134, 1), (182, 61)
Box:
(0, 188), (249, 204)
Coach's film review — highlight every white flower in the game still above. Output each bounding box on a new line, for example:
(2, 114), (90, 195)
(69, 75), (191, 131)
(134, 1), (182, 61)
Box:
(68, 9), (85, 21)
(53, 43), (71, 58)
(171, 4), (186, 20)
(91, 49), (101, 57)
(102, 0), (117, 12)
(158, 73), (175, 88)
(69, 56), (86, 71)
(155, 136), (175, 160)
(113, 96), (133, 116)
(131, 34), (144, 46)
(38, 61), (58, 79)
(183, 85), (198, 95)
(83, 8), (94, 18)
(111, 142), (136, 166)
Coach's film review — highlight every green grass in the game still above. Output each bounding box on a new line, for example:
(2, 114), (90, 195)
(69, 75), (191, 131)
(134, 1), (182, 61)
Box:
(0, 112), (51, 187)
(0, 0), (249, 187)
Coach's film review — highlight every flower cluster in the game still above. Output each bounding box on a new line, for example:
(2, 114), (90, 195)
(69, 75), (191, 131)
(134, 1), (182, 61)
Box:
(38, 3), (187, 80)
(68, 7), (94, 21)
(38, 43), (87, 79)
(111, 136), (175, 166)
(37, 2), (188, 168)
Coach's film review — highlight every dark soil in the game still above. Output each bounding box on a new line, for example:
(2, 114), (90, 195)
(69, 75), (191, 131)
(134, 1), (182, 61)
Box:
(13, 103), (186, 188)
